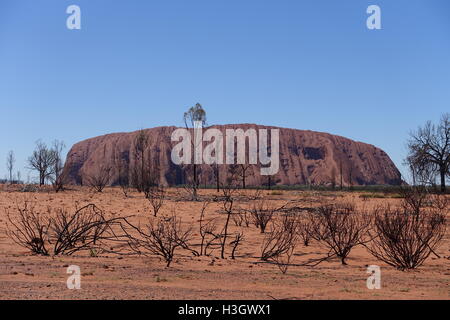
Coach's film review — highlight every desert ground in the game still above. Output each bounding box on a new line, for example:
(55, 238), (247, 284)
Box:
(0, 186), (448, 300)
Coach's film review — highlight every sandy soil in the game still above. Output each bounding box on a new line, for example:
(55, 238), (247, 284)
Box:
(0, 187), (448, 300)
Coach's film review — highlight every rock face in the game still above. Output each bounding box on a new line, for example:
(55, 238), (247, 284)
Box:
(62, 124), (402, 187)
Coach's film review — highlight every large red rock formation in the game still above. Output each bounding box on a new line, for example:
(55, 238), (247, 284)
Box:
(62, 124), (402, 187)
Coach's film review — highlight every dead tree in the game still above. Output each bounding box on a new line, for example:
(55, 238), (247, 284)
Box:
(330, 167), (337, 190)
(27, 140), (56, 186)
(366, 207), (446, 270)
(50, 140), (66, 192)
(406, 113), (449, 192)
(137, 155), (164, 216)
(131, 130), (160, 193)
(213, 164), (220, 192)
(348, 166), (353, 190)
(237, 164), (252, 189)
(6, 150), (15, 184)
(219, 185), (234, 259)
(115, 148), (130, 197)
(132, 130), (148, 192)
(267, 176), (272, 190)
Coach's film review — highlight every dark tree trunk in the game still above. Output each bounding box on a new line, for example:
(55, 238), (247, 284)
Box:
(440, 168), (446, 193)
(193, 164), (198, 200)
(216, 165), (220, 192)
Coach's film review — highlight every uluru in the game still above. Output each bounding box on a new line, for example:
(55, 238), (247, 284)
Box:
(62, 124), (402, 187)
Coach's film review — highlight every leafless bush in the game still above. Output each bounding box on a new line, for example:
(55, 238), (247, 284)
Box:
(219, 180), (237, 259)
(50, 204), (123, 255)
(310, 203), (371, 265)
(230, 232), (244, 259)
(131, 129), (150, 193)
(280, 213), (300, 234)
(401, 186), (429, 215)
(86, 166), (111, 193)
(6, 201), (51, 255)
(273, 244), (295, 274)
(118, 178), (130, 197)
(297, 212), (314, 246)
(247, 189), (263, 201)
(115, 149), (130, 197)
(50, 140), (66, 193)
(52, 172), (67, 193)
(249, 200), (286, 233)
(121, 213), (193, 267)
(198, 202), (221, 256)
(6, 202), (123, 256)
(261, 215), (298, 263)
(429, 193), (449, 212)
(145, 186), (166, 217)
(182, 165), (202, 201)
(209, 167), (242, 259)
(232, 210), (250, 227)
(19, 184), (39, 193)
(366, 207), (446, 270)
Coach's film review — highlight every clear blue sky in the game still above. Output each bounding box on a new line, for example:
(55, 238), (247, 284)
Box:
(0, 0), (449, 181)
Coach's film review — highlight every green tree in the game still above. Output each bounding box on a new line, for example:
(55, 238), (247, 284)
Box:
(183, 103), (207, 200)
